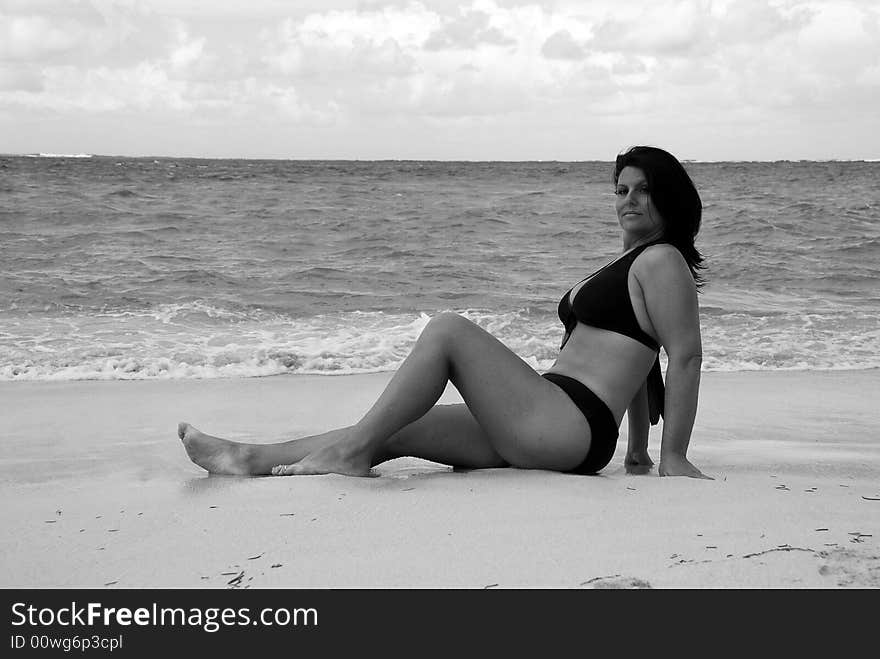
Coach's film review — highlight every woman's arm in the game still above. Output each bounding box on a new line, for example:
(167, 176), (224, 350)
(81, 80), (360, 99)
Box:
(659, 350), (707, 478)
(636, 246), (712, 479)
(624, 381), (653, 472)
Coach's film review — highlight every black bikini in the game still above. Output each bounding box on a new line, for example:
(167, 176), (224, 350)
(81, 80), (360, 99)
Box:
(543, 241), (666, 474)
(542, 372), (620, 474)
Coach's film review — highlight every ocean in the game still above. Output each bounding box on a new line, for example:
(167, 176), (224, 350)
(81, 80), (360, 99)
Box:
(1, 155), (878, 381)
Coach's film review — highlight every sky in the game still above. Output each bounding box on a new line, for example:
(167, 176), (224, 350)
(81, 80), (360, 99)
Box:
(1, 0), (878, 160)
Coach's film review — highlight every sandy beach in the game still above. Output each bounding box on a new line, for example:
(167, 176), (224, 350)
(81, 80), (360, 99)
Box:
(1, 370), (878, 589)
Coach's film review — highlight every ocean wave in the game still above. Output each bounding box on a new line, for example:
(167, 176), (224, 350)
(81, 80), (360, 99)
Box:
(2, 305), (878, 381)
(3, 157), (879, 380)
(26, 153), (93, 158)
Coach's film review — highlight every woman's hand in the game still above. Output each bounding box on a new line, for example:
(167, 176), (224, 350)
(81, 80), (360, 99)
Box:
(658, 453), (713, 479)
(624, 450), (654, 475)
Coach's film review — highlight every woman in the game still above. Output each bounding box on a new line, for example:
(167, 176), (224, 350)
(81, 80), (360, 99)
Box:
(179, 146), (711, 480)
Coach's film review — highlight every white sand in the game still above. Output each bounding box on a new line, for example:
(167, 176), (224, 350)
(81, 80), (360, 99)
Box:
(1, 370), (878, 588)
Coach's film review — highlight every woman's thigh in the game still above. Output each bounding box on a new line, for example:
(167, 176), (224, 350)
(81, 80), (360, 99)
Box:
(427, 313), (593, 470)
(382, 404), (508, 468)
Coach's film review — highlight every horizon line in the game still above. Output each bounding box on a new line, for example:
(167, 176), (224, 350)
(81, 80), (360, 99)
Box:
(3, 152), (879, 164)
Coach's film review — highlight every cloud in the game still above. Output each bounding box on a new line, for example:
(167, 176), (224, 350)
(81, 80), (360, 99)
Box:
(0, 0), (878, 159)
(0, 0), (208, 79)
(259, 3), (532, 118)
(586, 0), (816, 57)
(0, 12), (92, 61)
(715, 0), (814, 44)
(423, 9), (516, 50)
(541, 30), (586, 61)
(168, 29), (205, 72)
(0, 64), (44, 92)
(588, 1), (706, 56)
(264, 18), (419, 80)
(610, 56), (647, 76)
(0, 63), (186, 114)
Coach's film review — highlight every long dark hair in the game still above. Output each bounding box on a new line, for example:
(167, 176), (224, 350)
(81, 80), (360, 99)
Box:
(614, 146), (706, 289)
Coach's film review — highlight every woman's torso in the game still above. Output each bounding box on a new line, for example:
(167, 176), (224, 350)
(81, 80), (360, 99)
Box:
(545, 244), (664, 424)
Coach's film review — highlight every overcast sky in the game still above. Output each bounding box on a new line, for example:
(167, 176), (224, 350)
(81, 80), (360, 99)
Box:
(1, 0), (878, 160)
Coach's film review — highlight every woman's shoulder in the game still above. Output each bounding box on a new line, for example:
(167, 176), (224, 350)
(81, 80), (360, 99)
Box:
(637, 242), (686, 265)
(633, 243), (694, 285)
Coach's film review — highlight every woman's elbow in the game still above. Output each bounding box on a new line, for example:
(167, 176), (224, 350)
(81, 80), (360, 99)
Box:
(668, 352), (702, 371)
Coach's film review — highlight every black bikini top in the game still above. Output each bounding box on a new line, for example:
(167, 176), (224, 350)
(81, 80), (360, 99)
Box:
(557, 240), (666, 424)
(557, 241), (662, 349)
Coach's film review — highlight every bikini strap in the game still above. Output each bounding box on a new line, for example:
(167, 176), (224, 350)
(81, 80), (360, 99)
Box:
(647, 356), (664, 425)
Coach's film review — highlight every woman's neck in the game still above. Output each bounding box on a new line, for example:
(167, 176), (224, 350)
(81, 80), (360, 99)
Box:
(623, 230), (664, 252)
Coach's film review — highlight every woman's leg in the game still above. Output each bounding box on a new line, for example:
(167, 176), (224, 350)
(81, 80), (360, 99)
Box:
(272, 312), (593, 476)
(178, 403), (507, 476)
(178, 423), (349, 476)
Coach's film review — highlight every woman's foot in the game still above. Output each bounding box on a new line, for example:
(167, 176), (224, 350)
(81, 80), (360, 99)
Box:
(272, 438), (374, 477)
(178, 422), (255, 475)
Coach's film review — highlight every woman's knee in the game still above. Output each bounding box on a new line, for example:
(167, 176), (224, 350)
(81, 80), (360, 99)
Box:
(422, 312), (470, 343)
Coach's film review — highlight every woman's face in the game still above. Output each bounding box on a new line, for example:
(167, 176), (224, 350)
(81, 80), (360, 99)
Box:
(615, 166), (664, 239)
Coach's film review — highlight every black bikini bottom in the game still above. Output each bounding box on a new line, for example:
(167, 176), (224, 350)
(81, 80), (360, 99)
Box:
(542, 373), (619, 474)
